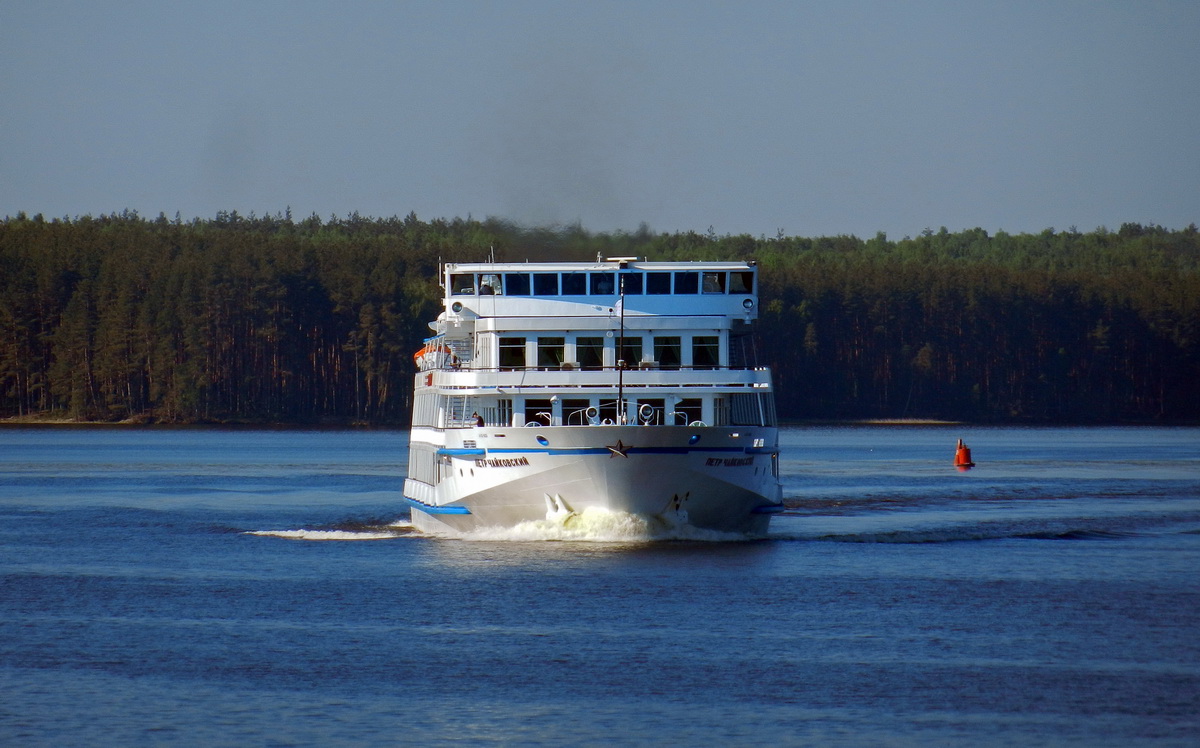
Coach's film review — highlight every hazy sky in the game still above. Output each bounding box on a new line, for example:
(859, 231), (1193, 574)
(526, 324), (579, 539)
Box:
(3, 1), (1197, 238)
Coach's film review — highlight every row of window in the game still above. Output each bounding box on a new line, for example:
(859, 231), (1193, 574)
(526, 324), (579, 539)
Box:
(520, 397), (704, 426)
(497, 335), (720, 370)
(451, 270), (753, 297)
(440, 393), (774, 428)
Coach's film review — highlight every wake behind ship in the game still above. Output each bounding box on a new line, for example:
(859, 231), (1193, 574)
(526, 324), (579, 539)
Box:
(403, 258), (783, 536)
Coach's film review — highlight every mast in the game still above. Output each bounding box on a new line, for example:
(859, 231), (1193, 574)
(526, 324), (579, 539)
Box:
(617, 273), (625, 422)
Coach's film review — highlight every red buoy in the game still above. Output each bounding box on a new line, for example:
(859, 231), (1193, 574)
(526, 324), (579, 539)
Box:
(954, 438), (975, 469)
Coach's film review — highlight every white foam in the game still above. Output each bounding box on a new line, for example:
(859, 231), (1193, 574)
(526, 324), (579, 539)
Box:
(245, 529), (400, 541)
(461, 506), (750, 543)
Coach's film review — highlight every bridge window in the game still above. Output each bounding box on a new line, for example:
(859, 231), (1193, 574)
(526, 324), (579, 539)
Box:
(590, 272), (615, 295)
(621, 273), (643, 294)
(674, 271), (698, 294)
(533, 273), (559, 295)
(646, 272), (671, 294)
(562, 272), (587, 295)
(480, 274), (501, 295)
(702, 271), (725, 294)
(504, 273), (531, 295)
(729, 271), (753, 294)
(451, 273), (475, 295)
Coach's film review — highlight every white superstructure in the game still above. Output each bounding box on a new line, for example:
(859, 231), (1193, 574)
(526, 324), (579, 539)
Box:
(403, 258), (783, 536)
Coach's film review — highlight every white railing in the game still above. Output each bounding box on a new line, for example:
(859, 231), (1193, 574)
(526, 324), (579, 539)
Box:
(427, 366), (772, 392)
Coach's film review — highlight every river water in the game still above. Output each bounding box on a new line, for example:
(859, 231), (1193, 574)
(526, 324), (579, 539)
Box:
(1, 425), (1197, 746)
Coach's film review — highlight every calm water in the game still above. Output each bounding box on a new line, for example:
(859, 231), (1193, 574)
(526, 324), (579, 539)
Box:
(1, 425), (1198, 746)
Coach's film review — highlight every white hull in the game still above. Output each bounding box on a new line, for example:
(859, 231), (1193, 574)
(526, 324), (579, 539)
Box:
(406, 424), (781, 537)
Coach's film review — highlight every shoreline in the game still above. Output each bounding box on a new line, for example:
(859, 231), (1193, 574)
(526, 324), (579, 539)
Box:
(0, 413), (390, 429)
(4, 414), (1195, 428)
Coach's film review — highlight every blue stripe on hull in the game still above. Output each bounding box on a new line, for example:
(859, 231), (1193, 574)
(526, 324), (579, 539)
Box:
(404, 496), (472, 515)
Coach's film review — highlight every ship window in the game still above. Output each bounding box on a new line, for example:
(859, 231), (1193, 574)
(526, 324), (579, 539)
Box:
(646, 272), (671, 294)
(525, 399), (553, 426)
(693, 336), (719, 369)
(702, 272), (726, 294)
(499, 337), (526, 370)
(590, 272), (615, 295)
(617, 336), (642, 368)
(598, 398), (620, 424)
(537, 337), (564, 370)
(654, 336), (681, 370)
(729, 271), (753, 294)
(564, 398), (591, 425)
(495, 399), (513, 427)
(714, 396), (731, 426)
(674, 271), (699, 294)
(577, 337), (604, 370)
(451, 273), (475, 295)
(480, 274), (501, 295)
(621, 273), (643, 295)
(674, 398), (702, 425)
(504, 273), (531, 295)
(533, 273), (559, 295)
(562, 272), (587, 295)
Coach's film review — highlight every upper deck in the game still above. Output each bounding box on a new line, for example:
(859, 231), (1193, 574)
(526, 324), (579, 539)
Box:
(442, 259), (759, 321)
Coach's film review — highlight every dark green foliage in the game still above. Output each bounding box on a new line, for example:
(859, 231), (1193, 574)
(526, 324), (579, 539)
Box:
(1, 213), (1197, 423)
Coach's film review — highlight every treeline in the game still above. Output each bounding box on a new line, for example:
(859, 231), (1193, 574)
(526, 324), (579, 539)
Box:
(1, 210), (1197, 423)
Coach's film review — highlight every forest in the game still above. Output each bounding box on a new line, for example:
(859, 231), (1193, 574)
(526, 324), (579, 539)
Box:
(2, 210), (1197, 424)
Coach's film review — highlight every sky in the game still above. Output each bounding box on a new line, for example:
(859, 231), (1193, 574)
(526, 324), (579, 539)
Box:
(2, 0), (1198, 238)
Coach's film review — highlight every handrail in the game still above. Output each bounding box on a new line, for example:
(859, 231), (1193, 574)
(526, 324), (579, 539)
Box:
(436, 364), (768, 373)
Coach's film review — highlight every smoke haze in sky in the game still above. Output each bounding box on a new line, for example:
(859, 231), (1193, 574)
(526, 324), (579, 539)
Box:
(3, 1), (1197, 237)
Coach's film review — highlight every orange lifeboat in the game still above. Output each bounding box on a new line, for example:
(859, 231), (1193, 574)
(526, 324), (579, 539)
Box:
(413, 343), (452, 371)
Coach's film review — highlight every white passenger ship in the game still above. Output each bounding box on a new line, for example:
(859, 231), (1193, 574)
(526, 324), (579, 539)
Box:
(403, 258), (783, 536)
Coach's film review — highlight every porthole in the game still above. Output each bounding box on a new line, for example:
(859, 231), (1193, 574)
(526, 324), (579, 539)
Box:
(536, 435), (549, 446)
